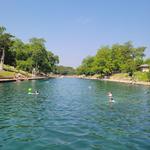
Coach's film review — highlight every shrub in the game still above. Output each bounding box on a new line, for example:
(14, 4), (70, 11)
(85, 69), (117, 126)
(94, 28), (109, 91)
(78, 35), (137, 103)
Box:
(134, 71), (148, 82)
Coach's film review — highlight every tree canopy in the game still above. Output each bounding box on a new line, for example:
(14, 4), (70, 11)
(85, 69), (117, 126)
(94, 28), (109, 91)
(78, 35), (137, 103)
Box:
(0, 26), (15, 70)
(0, 26), (59, 74)
(55, 65), (76, 75)
(77, 41), (147, 77)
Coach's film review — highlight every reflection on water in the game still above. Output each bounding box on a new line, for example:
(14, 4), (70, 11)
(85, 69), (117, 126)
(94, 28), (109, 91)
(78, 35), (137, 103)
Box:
(0, 78), (150, 150)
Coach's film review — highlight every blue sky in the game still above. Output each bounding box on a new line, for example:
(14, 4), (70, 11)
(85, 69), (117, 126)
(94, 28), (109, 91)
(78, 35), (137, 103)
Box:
(0, 0), (150, 67)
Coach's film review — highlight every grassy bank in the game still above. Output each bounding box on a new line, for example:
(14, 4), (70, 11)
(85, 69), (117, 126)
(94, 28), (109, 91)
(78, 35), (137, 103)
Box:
(73, 72), (150, 86)
(107, 72), (150, 82)
(0, 71), (15, 78)
(0, 65), (32, 79)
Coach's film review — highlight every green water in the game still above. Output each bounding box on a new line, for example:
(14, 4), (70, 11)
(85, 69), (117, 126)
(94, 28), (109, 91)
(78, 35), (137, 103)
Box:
(0, 78), (150, 150)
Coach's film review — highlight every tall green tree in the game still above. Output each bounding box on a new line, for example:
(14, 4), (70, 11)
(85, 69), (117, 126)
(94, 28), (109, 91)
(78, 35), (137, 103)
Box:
(56, 66), (76, 75)
(0, 26), (15, 70)
(12, 39), (28, 61)
(77, 41), (147, 77)
(77, 56), (95, 75)
(93, 46), (114, 75)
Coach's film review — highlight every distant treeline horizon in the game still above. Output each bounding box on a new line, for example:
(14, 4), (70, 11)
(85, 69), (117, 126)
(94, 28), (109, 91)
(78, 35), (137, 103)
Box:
(0, 25), (150, 76)
(76, 41), (150, 77)
(0, 26), (59, 74)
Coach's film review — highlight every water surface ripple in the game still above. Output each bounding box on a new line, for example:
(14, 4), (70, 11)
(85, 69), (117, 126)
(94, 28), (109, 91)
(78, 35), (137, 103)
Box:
(0, 78), (150, 150)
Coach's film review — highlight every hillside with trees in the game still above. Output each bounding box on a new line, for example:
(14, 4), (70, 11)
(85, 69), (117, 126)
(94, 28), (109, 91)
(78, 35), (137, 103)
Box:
(1, 25), (150, 82)
(0, 26), (59, 75)
(77, 42), (150, 82)
(55, 65), (76, 75)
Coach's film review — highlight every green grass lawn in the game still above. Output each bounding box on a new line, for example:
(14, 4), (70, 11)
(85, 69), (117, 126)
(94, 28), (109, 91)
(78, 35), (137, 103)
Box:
(0, 71), (15, 78)
(3, 65), (32, 77)
(110, 72), (150, 82)
(134, 71), (149, 82)
(110, 73), (131, 80)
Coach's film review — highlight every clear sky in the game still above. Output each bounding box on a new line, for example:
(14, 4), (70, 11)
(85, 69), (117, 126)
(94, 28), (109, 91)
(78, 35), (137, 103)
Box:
(0, 0), (150, 67)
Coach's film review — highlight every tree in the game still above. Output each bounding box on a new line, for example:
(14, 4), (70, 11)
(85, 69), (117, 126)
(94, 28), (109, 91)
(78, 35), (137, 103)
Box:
(47, 51), (59, 72)
(145, 58), (150, 65)
(77, 41), (147, 77)
(28, 38), (59, 74)
(93, 46), (114, 75)
(56, 66), (76, 75)
(12, 39), (28, 61)
(0, 26), (15, 70)
(111, 42), (145, 75)
(0, 26), (59, 75)
(77, 56), (95, 75)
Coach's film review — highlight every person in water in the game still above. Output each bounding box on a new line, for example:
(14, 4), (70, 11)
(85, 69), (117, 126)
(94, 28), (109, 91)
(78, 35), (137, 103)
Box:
(35, 91), (39, 94)
(28, 88), (39, 95)
(108, 92), (114, 103)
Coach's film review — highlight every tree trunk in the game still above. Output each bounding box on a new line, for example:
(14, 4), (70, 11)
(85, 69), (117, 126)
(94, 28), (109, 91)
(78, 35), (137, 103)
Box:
(0, 48), (5, 71)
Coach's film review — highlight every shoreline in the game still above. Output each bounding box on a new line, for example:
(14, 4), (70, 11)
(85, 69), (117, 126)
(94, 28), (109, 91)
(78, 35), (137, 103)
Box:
(0, 74), (150, 86)
(0, 76), (51, 83)
(60, 75), (150, 86)
(101, 78), (150, 86)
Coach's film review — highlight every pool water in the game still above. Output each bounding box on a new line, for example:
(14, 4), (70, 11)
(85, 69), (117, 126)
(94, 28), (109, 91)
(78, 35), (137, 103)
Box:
(0, 78), (150, 150)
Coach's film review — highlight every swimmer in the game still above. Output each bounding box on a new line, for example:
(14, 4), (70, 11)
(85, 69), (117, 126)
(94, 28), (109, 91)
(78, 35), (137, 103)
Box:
(35, 91), (39, 95)
(145, 91), (150, 94)
(28, 91), (39, 95)
(108, 92), (115, 103)
(28, 88), (39, 95)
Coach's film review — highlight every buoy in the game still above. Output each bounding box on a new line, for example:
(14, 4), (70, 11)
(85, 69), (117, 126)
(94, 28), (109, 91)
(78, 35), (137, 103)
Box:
(28, 88), (32, 91)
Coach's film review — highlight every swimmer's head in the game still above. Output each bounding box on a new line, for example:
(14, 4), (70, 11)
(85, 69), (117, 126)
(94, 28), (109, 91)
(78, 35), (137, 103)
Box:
(88, 86), (91, 89)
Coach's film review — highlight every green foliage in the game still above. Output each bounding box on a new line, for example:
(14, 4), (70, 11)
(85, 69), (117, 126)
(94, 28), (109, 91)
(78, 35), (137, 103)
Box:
(12, 39), (28, 61)
(144, 58), (150, 65)
(76, 56), (95, 75)
(4, 65), (18, 72)
(93, 46), (114, 75)
(0, 26), (15, 66)
(16, 59), (33, 72)
(77, 41), (147, 78)
(3, 65), (31, 76)
(111, 73), (130, 80)
(147, 70), (150, 82)
(0, 26), (59, 74)
(56, 66), (76, 75)
(0, 71), (15, 78)
(134, 71), (149, 82)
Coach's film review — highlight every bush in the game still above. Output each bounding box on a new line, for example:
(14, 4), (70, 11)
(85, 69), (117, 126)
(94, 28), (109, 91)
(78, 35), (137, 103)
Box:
(147, 71), (150, 82)
(134, 71), (148, 82)
(4, 64), (31, 77)
(17, 60), (32, 72)
(0, 71), (15, 78)
(4, 65), (19, 73)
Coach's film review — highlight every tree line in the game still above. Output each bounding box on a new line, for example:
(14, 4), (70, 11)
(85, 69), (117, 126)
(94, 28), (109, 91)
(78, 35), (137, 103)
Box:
(77, 41), (150, 77)
(0, 26), (59, 74)
(55, 65), (76, 75)
(1, 26), (150, 77)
